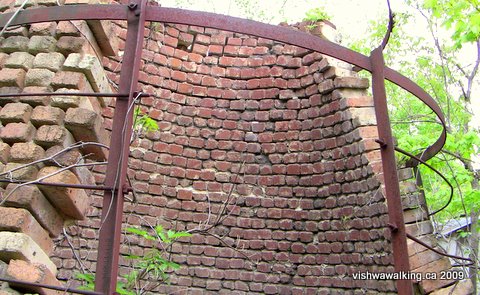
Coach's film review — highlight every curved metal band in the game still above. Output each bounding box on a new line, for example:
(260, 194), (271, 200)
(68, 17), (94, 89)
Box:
(0, 4), (446, 163)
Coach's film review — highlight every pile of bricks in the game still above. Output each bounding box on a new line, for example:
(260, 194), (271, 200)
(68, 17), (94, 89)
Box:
(0, 0), (114, 293)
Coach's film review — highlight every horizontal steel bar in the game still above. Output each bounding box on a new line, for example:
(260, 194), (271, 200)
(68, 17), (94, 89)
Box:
(0, 277), (103, 295)
(0, 92), (150, 98)
(0, 179), (133, 192)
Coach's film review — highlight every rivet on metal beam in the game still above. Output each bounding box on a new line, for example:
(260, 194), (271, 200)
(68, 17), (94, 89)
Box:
(388, 223), (399, 232)
(128, 3), (137, 10)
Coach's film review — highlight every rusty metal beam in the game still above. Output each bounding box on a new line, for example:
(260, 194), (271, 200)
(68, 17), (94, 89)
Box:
(0, 92), (150, 98)
(94, 0), (146, 293)
(0, 277), (103, 295)
(371, 47), (413, 295)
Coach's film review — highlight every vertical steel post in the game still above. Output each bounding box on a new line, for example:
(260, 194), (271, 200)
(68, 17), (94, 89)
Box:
(370, 47), (413, 295)
(94, 0), (146, 293)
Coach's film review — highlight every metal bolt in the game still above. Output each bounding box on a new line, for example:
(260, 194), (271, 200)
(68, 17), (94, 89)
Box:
(128, 3), (137, 10)
(375, 138), (388, 148)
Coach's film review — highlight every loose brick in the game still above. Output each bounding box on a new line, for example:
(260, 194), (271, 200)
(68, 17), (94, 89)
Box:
(64, 107), (109, 160)
(37, 166), (90, 220)
(34, 125), (74, 148)
(33, 52), (65, 72)
(0, 68), (26, 88)
(7, 260), (62, 295)
(4, 52), (34, 70)
(31, 106), (65, 126)
(9, 142), (45, 164)
(2, 162), (38, 181)
(0, 232), (56, 274)
(0, 207), (53, 254)
(0, 102), (33, 123)
(25, 68), (55, 87)
(4, 183), (64, 237)
(0, 36), (29, 53)
(27, 36), (56, 54)
(0, 122), (35, 143)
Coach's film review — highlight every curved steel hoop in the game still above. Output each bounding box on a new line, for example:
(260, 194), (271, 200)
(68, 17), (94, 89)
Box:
(0, 4), (446, 163)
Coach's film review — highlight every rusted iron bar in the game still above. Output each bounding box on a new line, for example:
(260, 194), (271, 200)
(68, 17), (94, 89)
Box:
(406, 233), (473, 264)
(370, 47), (413, 295)
(0, 4), (447, 164)
(0, 92), (150, 98)
(0, 178), (133, 192)
(394, 146), (453, 216)
(94, 0), (146, 293)
(0, 277), (103, 295)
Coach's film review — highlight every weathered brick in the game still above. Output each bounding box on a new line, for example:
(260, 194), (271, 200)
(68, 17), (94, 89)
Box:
(0, 122), (35, 143)
(348, 108), (377, 127)
(29, 22), (57, 36)
(0, 68), (26, 88)
(0, 87), (21, 105)
(7, 260), (61, 295)
(2, 162), (38, 181)
(0, 207), (53, 254)
(31, 105), (65, 127)
(0, 232), (56, 275)
(4, 183), (65, 237)
(4, 52), (34, 70)
(430, 280), (473, 295)
(19, 86), (52, 106)
(37, 166), (89, 220)
(64, 107), (109, 160)
(34, 125), (74, 149)
(0, 36), (29, 53)
(0, 142), (10, 164)
(27, 35), (56, 54)
(1, 26), (28, 38)
(55, 36), (86, 56)
(414, 258), (454, 293)
(334, 77), (369, 89)
(0, 102), (32, 123)
(51, 71), (89, 91)
(33, 52), (65, 72)
(25, 68), (55, 87)
(50, 88), (82, 109)
(9, 142), (45, 164)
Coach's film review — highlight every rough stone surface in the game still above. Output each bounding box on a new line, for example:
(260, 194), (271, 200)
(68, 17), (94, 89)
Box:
(9, 142), (45, 164)
(51, 72), (89, 91)
(27, 35), (56, 54)
(2, 162), (38, 181)
(0, 142), (10, 164)
(0, 102), (33, 123)
(31, 105), (65, 126)
(0, 122), (35, 143)
(7, 260), (62, 295)
(0, 68), (25, 88)
(19, 86), (52, 106)
(4, 183), (65, 237)
(0, 36), (29, 53)
(50, 88), (81, 109)
(0, 207), (53, 254)
(33, 52), (65, 72)
(34, 125), (74, 148)
(29, 22), (57, 36)
(55, 36), (86, 56)
(0, 232), (56, 275)
(37, 166), (89, 220)
(25, 68), (55, 87)
(4, 52), (34, 70)
(430, 280), (473, 295)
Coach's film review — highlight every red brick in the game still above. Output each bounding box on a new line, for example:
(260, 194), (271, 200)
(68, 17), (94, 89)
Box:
(0, 68), (25, 87)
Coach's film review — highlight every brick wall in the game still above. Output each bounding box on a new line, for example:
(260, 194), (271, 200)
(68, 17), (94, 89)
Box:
(0, 0), (114, 294)
(78, 20), (396, 294)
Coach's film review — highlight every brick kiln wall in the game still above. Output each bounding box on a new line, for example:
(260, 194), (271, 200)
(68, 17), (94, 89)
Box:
(71, 20), (396, 294)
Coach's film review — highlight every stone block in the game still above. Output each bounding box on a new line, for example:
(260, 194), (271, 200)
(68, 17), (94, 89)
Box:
(9, 142), (45, 164)
(27, 36), (56, 54)
(25, 68), (55, 87)
(0, 142), (10, 164)
(4, 52), (34, 70)
(414, 258), (454, 293)
(0, 232), (56, 275)
(0, 207), (53, 254)
(45, 145), (82, 167)
(4, 183), (64, 237)
(403, 208), (428, 224)
(334, 77), (369, 89)
(0, 68), (26, 88)
(34, 125), (74, 148)
(0, 102), (33, 123)
(406, 220), (434, 236)
(50, 88), (81, 110)
(0, 36), (29, 53)
(0, 87), (20, 106)
(0, 122), (35, 143)
(430, 280), (473, 295)
(64, 107), (108, 158)
(55, 36), (86, 56)
(33, 52), (65, 72)
(51, 72), (89, 91)
(7, 260), (62, 295)
(37, 166), (89, 219)
(19, 86), (52, 106)
(31, 106), (65, 126)
(348, 107), (377, 127)
(29, 22), (57, 36)
(86, 19), (118, 56)
(3, 162), (38, 181)
(0, 53), (8, 67)
(0, 26), (28, 38)
(55, 21), (81, 37)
